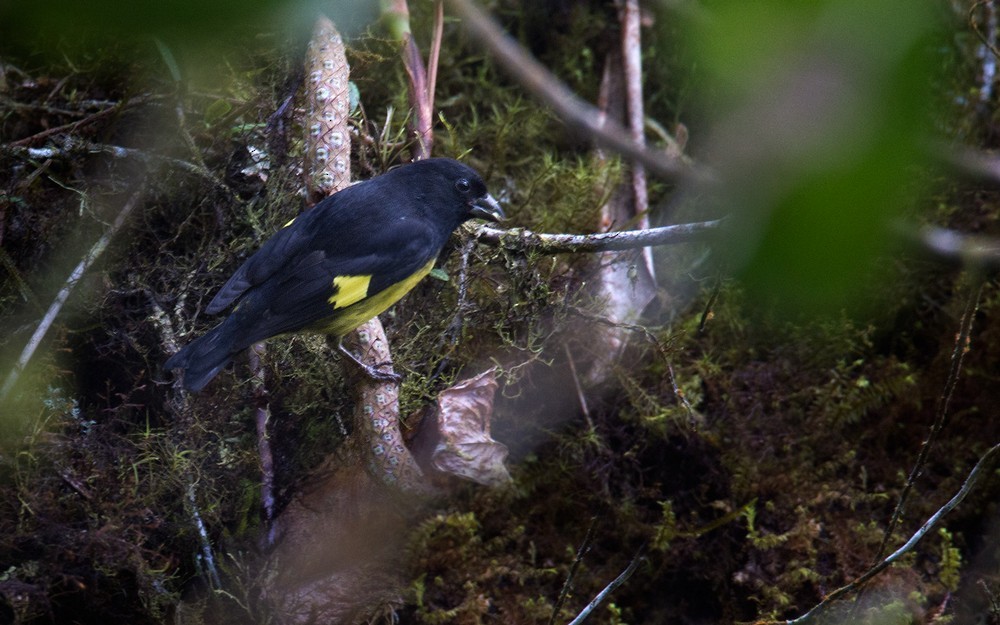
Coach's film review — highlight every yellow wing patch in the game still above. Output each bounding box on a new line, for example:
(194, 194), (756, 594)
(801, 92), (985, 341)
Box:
(329, 274), (372, 309)
(311, 259), (436, 336)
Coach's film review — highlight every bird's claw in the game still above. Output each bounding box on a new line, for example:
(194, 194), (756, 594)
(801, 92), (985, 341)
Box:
(337, 341), (402, 384)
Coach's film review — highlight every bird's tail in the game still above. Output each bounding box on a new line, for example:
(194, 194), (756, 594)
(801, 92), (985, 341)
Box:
(164, 321), (242, 392)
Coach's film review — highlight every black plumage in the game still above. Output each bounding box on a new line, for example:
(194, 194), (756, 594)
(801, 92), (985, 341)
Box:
(164, 158), (504, 391)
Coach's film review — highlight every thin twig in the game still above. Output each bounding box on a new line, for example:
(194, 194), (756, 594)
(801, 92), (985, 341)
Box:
(667, 361), (698, 430)
(187, 483), (223, 589)
(8, 95), (152, 147)
(696, 273), (723, 335)
(566, 544), (646, 625)
(777, 443), (1000, 625)
(850, 274), (981, 621)
(248, 343), (276, 546)
(447, 0), (701, 183)
(549, 516), (599, 625)
(428, 0), (445, 113)
(5, 139), (230, 195)
(445, 235), (476, 347)
(563, 344), (593, 430)
(896, 221), (1000, 273)
(620, 0), (653, 279)
(855, 278), (984, 611)
(0, 185), (145, 401)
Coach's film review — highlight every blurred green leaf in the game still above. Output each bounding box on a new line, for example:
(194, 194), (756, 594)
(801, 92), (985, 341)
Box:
(690, 0), (940, 314)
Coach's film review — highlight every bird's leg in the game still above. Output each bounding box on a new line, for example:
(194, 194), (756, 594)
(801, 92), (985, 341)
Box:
(336, 337), (402, 383)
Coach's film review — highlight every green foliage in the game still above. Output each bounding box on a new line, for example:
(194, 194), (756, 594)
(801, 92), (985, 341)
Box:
(937, 527), (963, 593)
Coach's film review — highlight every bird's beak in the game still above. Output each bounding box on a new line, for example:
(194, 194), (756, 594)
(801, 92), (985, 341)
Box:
(469, 194), (505, 222)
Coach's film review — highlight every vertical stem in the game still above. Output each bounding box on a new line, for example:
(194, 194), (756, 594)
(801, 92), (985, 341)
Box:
(620, 0), (653, 277)
(427, 1), (445, 115)
(248, 344), (276, 545)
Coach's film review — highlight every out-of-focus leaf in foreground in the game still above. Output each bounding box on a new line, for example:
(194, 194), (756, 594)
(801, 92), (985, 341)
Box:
(689, 0), (939, 314)
(0, 0), (379, 53)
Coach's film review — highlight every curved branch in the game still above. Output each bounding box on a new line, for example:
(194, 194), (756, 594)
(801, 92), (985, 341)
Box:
(447, 0), (707, 184)
(471, 219), (724, 254)
(779, 443), (1000, 625)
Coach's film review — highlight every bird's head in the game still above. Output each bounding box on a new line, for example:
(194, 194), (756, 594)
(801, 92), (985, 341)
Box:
(454, 174), (505, 224)
(410, 158), (505, 224)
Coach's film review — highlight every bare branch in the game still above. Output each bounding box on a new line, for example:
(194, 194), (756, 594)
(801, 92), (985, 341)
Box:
(620, 0), (651, 230)
(447, 0), (702, 183)
(4, 139), (230, 194)
(549, 517), (598, 625)
(7, 95), (154, 147)
(870, 280), (982, 564)
(566, 544), (646, 625)
(248, 344), (277, 546)
(776, 442), (1000, 625)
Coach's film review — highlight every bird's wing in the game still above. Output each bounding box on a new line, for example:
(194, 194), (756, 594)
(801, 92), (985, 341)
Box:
(232, 219), (442, 342)
(205, 208), (323, 314)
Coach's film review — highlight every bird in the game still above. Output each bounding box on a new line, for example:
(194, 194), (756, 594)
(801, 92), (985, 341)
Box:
(164, 157), (504, 392)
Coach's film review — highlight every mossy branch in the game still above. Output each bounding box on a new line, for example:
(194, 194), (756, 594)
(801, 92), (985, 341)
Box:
(471, 219), (724, 254)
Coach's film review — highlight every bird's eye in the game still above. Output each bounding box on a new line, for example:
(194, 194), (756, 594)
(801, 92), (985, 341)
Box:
(455, 178), (471, 193)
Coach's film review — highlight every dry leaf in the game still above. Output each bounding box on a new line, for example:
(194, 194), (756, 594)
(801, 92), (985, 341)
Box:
(427, 368), (510, 487)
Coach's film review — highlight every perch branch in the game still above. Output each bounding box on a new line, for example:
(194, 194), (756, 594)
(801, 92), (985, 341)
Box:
(473, 217), (1000, 275)
(447, 0), (700, 183)
(472, 219), (723, 254)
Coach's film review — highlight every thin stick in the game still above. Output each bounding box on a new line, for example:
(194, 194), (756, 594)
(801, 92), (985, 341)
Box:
(620, 0), (653, 279)
(566, 544), (646, 625)
(549, 517), (599, 625)
(427, 0), (445, 111)
(0, 186), (145, 401)
(5, 140), (229, 195)
(187, 483), (222, 589)
(8, 96), (150, 147)
(872, 280), (983, 564)
(447, 0), (699, 183)
(563, 344), (593, 430)
(248, 343), (276, 546)
(896, 222), (1000, 273)
(777, 443), (1000, 625)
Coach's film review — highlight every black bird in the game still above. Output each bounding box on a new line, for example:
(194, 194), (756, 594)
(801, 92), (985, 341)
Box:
(164, 158), (504, 392)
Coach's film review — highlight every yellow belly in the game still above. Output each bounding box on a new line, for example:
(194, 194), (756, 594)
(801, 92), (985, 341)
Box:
(309, 258), (436, 336)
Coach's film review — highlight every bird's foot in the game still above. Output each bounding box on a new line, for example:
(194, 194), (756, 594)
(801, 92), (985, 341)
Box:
(337, 342), (402, 383)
